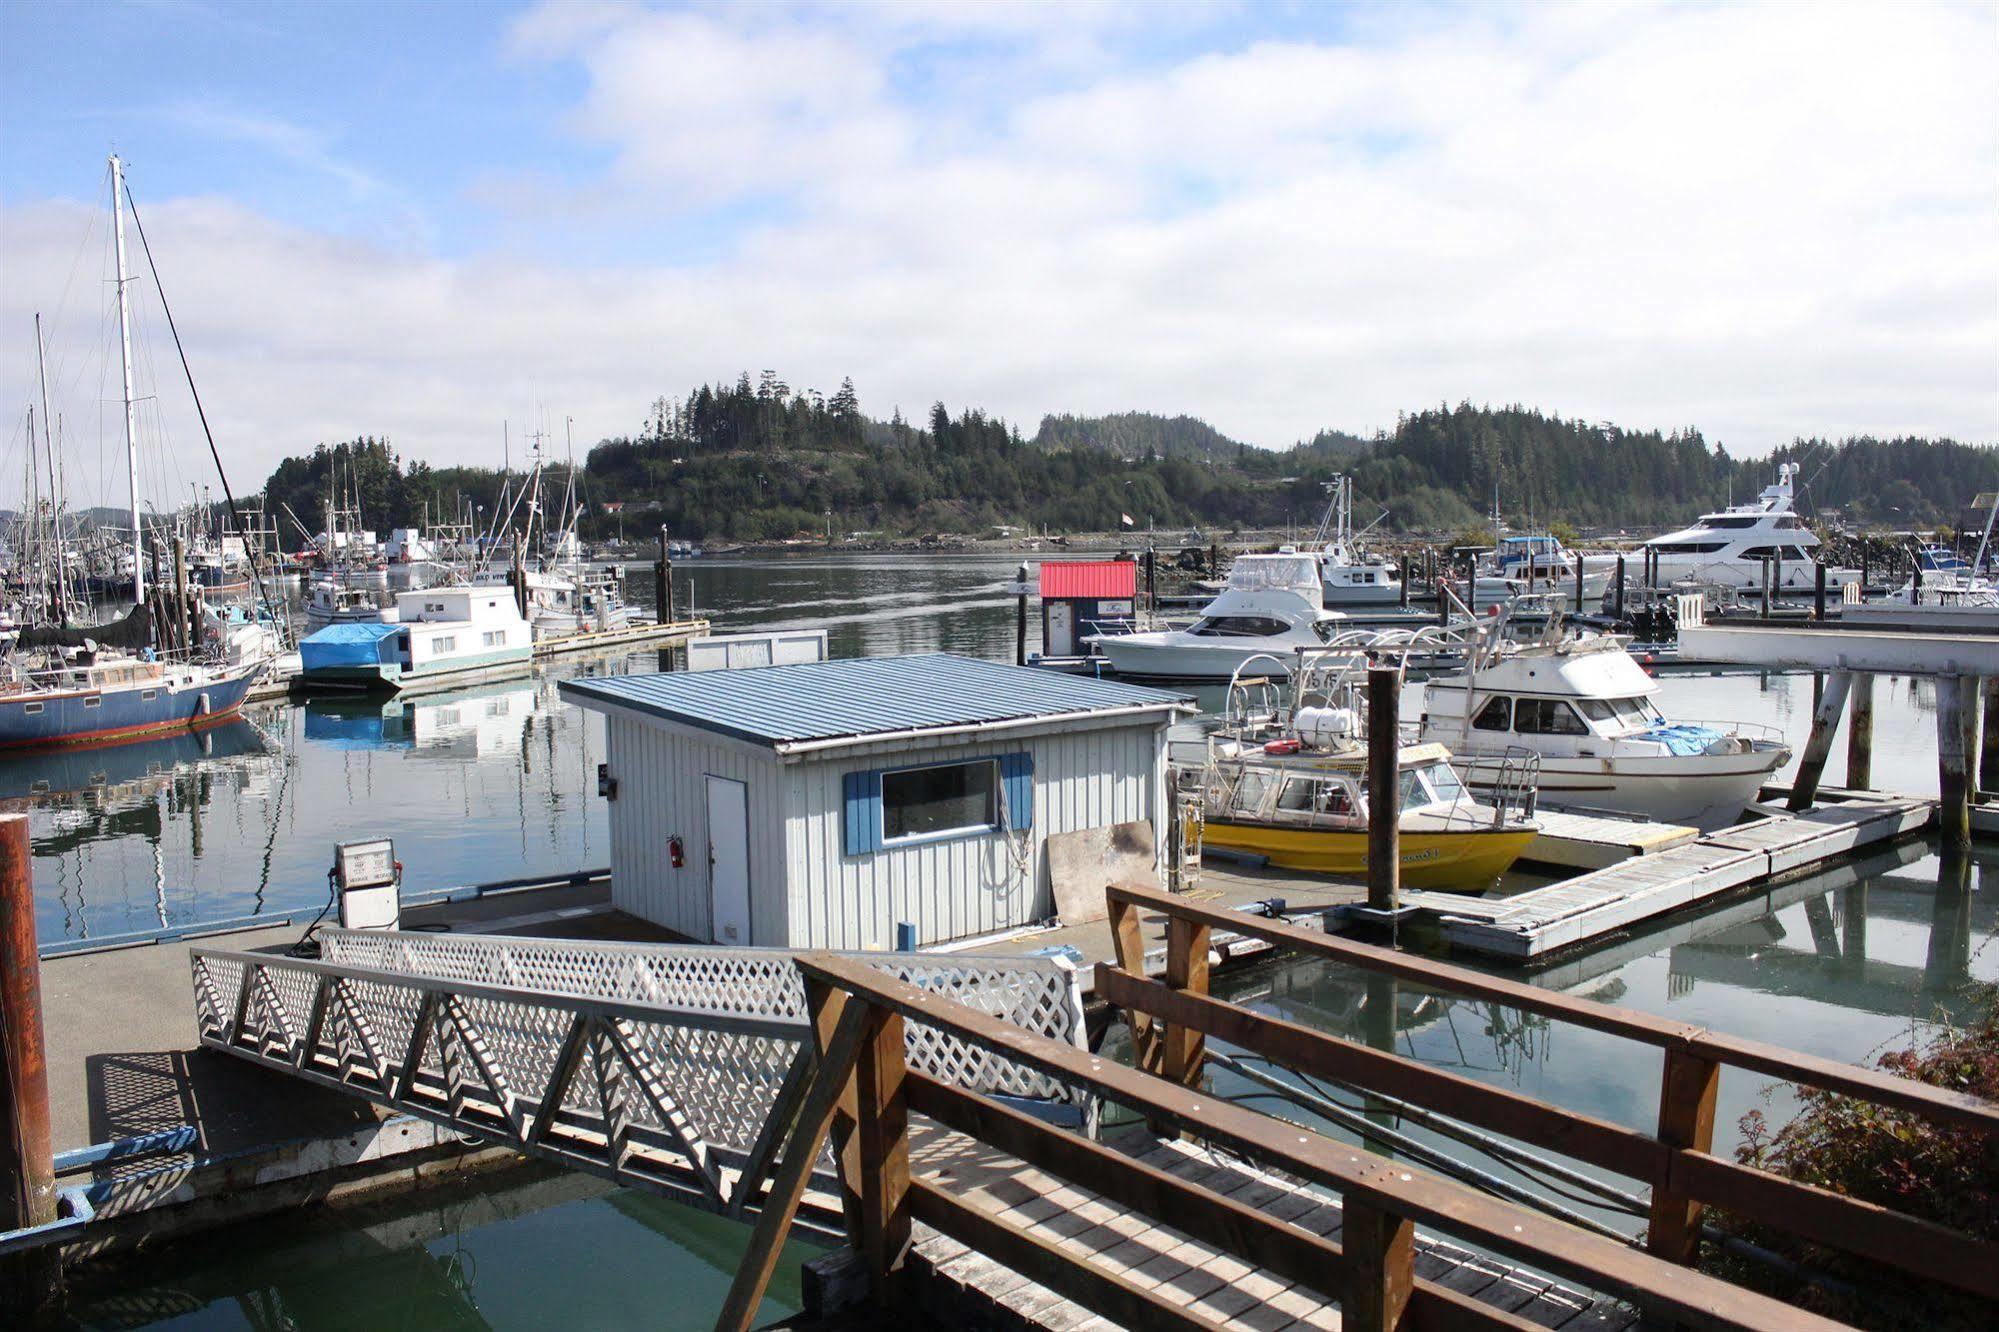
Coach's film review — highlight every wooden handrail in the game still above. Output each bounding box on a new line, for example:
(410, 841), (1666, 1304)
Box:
(1103, 880), (1999, 1134)
(795, 950), (1843, 1332)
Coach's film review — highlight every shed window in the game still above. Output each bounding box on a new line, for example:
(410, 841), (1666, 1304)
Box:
(883, 760), (996, 842)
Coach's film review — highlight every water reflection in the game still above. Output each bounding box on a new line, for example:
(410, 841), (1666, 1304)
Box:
(63, 1165), (817, 1331)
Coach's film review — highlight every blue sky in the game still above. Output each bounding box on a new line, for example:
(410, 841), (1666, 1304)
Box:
(2, 1), (1994, 506)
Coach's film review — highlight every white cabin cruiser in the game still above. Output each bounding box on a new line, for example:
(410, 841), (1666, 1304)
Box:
(1312, 476), (1402, 607)
(1639, 463), (1860, 593)
(1417, 627), (1789, 829)
(1471, 535), (1613, 608)
(1087, 551), (1347, 680)
(304, 577), (395, 625)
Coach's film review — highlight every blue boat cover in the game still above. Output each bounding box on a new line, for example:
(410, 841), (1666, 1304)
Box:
(299, 621), (403, 670)
(1638, 723), (1726, 757)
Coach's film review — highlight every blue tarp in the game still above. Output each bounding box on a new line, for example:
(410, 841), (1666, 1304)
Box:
(299, 621), (404, 671)
(1638, 723), (1726, 757)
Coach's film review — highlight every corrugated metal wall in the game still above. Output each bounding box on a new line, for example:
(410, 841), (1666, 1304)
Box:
(783, 721), (1169, 950)
(605, 718), (786, 943)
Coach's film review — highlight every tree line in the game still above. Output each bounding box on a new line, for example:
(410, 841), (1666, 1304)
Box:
(252, 379), (1998, 544)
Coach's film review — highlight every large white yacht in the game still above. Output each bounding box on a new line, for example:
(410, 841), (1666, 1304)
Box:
(1639, 464), (1860, 592)
(1416, 628), (1789, 829)
(1087, 551), (1347, 680)
(1312, 476), (1403, 606)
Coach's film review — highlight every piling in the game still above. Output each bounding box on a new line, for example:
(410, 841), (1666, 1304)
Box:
(1860, 547), (1870, 595)
(1982, 677), (1999, 796)
(1143, 546), (1157, 615)
(1573, 556), (1584, 613)
(1787, 670), (1852, 811)
(1367, 666), (1400, 911)
(1937, 674), (1970, 850)
(1846, 672), (1875, 789)
(1614, 555), (1626, 620)
(1398, 555), (1409, 609)
(1015, 561), (1030, 667)
(1913, 562), (1924, 606)
(509, 551), (529, 621)
(1759, 557), (1773, 618)
(654, 527), (670, 623)
(1, 814), (60, 1316)
(1814, 563), (1827, 621)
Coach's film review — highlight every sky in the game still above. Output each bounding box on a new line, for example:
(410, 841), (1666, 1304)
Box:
(1, 0), (1994, 511)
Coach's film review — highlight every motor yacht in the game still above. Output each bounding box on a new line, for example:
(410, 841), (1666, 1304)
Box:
(1471, 535), (1613, 608)
(1086, 551), (1347, 680)
(1416, 623), (1789, 829)
(1638, 463), (1859, 593)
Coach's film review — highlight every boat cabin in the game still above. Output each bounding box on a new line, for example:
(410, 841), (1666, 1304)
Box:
(560, 653), (1193, 949)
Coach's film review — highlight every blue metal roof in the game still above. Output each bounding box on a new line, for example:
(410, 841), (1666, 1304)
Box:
(559, 653), (1193, 750)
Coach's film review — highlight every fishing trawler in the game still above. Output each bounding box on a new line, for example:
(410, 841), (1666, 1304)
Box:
(1312, 476), (1402, 607)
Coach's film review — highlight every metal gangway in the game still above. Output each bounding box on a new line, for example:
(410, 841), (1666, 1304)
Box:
(188, 929), (1091, 1231)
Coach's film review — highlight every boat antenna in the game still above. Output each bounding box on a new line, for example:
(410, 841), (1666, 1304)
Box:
(122, 169), (282, 639)
(34, 313), (67, 620)
(110, 155), (144, 605)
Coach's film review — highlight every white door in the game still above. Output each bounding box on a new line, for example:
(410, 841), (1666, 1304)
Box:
(1048, 602), (1074, 655)
(705, 775), (751, 944)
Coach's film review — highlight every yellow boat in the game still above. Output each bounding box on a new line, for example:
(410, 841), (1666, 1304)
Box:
(1196, 741), (1539, 891)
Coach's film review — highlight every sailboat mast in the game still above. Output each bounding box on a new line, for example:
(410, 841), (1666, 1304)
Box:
(110, 154), (145, 604)
(34, 312), (66, 618)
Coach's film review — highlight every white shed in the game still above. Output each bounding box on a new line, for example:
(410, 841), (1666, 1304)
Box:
(559, 653), (1193, 949)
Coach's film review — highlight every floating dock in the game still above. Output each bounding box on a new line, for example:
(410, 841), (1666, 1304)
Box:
(1405, 793), (1934, 960)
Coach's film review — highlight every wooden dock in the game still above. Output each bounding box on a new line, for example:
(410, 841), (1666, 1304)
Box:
(1405, 795), (1934, 961)
(906, 1127), (1633, 1331)
(1516, 809), (1698, 871)
(530, 615), (709, 659)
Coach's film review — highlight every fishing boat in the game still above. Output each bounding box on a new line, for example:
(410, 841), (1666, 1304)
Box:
(1189, 652), (1539, 889)
(521, 565), (637, 638)
(303, 576), (395, 625)
(1312, 476), (1402, 606)
(297, 585), (531, 692)
(1638, 463), (1860, 592)
(1471, 535), (1613, 608)
(1416, 619), (1789, 829)
(1086, 551), (1346, 680)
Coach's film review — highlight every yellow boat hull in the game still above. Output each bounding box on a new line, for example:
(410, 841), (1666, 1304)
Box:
(1201, 822), (1536, 889)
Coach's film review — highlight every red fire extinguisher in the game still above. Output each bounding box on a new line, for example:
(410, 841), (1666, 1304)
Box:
(669, 836), (684, 868)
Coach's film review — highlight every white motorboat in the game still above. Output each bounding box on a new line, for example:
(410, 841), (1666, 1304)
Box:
(1312, 476), (1402, 606)
(1639, 463), (1859, 592)
(1470, 535), (1614, 608)
(299, 585), (532, 692)
(1416, 625), (1790, 829)
(304, 577), (396, 625)
(1086, 551), (1347, 680)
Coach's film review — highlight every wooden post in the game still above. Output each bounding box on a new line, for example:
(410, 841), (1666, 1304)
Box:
(1367, 667), (1401, 911)
(1161, 916), (1210, 1091)
(1, 814), (60, 1317)
(1398, 555), (1409, 609)
(1015, 561), (1030, 667)
(1788, 670), (1853, 811)
(1937, 675), (1970, 852)
(1646, 1047), (1720, 1264)
(852, 1008), (911, 1301)
(1846, 672), (1875, 790)
(1573, 554), (1584, 613)
(1981, 676), (1999, 796)
(1814, 563), (1827, 620)
(1760, 556), (1772, 617)
(654, 527), (670, 624)
(1106, 892), (1160, 1075)
(1342, 1198), (1415, 1331)
(1860, 545), (1870, 595)
(1143, 546), (1156, 616)
(1614, 554), (1626, 621)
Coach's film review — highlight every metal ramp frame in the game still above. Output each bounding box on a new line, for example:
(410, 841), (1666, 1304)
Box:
(188, 931), (1090, 1229)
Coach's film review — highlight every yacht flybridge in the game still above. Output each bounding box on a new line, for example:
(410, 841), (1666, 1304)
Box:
(1086, 551), (1346, 680)
(1639, 463), (1860, 592)
(1416, 619), (1790, 829)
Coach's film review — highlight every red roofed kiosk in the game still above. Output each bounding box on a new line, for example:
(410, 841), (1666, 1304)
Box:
(1039, 559), (1138, 658)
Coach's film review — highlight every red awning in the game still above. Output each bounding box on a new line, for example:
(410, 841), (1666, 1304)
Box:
(1039, 560), (1136, 599)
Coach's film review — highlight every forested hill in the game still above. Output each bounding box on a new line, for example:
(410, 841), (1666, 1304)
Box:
(253, 377), (1997, 542)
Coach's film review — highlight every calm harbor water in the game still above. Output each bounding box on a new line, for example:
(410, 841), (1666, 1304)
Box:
(25, 552), (1994, 1322)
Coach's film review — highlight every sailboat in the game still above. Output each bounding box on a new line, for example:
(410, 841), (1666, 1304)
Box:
(0, 156), (263, 751)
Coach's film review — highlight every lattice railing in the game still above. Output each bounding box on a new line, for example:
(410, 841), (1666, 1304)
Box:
(188, 932), (1091, 1224)
(319, 929), (1089, 1110)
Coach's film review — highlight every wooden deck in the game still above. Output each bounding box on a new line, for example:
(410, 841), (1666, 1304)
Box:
(1404, 795), (1934, 960)
(906, 1123), (1637, 1331)
(1515, 810), (1698, 871)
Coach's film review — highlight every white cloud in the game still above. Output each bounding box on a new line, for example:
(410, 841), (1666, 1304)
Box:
(2, 0), (1992, 508)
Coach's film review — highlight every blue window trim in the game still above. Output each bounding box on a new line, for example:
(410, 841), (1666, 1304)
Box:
(842, 751), (1033, 858)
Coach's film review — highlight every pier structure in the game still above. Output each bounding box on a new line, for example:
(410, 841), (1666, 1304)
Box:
(1675, 610), (1999, 847)
(102, 884), (1989, 1331)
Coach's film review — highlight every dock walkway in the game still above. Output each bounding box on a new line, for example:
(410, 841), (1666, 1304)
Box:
(1406, 795), (1933, 960)
(908, 1126), (1635, 1331)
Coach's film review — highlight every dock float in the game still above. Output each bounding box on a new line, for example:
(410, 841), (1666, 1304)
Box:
(530, 615), (709, 659)
(1407, 794), (1933, 961)
(1515, 809), (1698, 870)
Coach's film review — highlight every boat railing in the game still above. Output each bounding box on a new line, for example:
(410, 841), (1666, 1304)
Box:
(1658, 717), (1787, 744)
(1485, 745), (1541, 825)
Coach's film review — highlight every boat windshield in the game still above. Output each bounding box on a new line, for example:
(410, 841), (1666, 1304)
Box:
(1226, 555), (1320, 595)
(1574, 696), (1662, 728)
(1188, 615), (1292, 637)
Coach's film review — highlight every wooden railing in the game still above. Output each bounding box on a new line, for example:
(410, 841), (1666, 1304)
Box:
(1101, 879), (1999, 1304)
(720, 945), (1892, 1332)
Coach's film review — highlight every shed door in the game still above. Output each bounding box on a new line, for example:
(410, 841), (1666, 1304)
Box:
(1048, 601), (1074, 656)
(705, 775), (751, 944)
